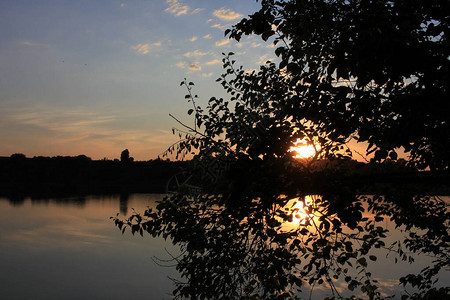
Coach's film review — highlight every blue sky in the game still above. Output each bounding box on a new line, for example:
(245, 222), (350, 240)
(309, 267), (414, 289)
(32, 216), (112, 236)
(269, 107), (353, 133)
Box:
(0, 0), (275, 160)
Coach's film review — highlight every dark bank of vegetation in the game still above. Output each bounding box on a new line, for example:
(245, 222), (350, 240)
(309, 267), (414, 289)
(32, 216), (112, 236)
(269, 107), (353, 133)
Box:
(115, 0), (449, 299)
(1, 152), (448, 198)
(0, 151), (189, 197)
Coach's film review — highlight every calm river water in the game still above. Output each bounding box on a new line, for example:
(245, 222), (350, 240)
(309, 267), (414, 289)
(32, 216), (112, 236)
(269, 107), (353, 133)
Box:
(0, 194), (179, 300)
(0, 194), (448, 299)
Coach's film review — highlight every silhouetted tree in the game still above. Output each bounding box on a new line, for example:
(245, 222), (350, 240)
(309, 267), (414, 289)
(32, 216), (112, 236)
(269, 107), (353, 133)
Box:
(226, 0), (449, 171)
(10, 153), (26, 160)
(115, 1), (449, 299)
(120, 149), (130, 163)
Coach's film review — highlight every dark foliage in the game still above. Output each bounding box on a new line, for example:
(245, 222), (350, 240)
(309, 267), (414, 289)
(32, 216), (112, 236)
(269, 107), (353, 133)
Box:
(114, 1), (450, 299)
(227, 0), (450, 171)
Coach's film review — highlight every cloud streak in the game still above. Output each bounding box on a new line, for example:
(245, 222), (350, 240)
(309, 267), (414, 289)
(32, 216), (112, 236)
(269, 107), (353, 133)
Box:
(189, 63), (201, 71)
(183, 50), (207, 57)
(3, 107), (114, 135)
(210, 23), (228, 30)
(0, 103), (177, 160)
(215, 39), (230, 47)
(206, 59), (220, 65)
(213, 7), (243, 20)
(18, 40), (48, 47)
(165, 0), (189, 16)
(165, 0), (202, 17)
(176, 61), (186, 68)
(131, 42), (161, 55)
(191, 8), (204, 14)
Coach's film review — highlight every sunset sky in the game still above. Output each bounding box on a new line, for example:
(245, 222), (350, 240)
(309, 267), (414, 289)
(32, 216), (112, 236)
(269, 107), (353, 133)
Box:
(0, 0), (277, 160)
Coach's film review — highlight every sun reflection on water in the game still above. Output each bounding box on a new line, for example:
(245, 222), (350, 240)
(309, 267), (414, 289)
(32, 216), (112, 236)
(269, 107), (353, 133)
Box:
(290, 196), (312, 224)
(282, 195), (316, 227)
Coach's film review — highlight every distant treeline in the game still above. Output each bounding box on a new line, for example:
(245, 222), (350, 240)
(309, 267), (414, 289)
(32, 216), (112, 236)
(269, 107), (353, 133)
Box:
(0, 153), (449, 197)
(0, 153), (190, 197)
(305, 158), (450, 196)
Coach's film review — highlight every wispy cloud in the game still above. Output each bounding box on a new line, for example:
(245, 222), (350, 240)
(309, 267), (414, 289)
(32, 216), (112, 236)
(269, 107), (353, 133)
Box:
(131, 42), (161, 55)
(191, 8), (204, 14)
(18, 40), (46, 47)
(165, 0), (189, 16)
(132, 44), (150, 54)
(9, 109), (113, 132)
(206, 59), (220, 65)
(189, 63), (201, 71)
(176, 61), (186, 68)
(165, 0), (201, 16)
(120, 3), (127, 8)
(211, 23), (228, 30)
(257, 55), (271, 64)
(0, 103), (176, 160)
(213, 7), (243, 20)
(215, 39), (230, 47)
(183, 50), (207, 57)
(202, 72), (213, 77)
(189, 36), (197, 42)
(203, 34), (212, 39)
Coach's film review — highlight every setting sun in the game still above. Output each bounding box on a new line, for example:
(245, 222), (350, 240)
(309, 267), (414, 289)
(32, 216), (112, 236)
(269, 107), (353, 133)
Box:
(289, 139), (318, 159)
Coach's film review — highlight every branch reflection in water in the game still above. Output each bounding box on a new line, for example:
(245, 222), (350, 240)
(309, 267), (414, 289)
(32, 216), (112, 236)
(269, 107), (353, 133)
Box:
(114, 192), (449, 299)
(279, 195), (450, 298)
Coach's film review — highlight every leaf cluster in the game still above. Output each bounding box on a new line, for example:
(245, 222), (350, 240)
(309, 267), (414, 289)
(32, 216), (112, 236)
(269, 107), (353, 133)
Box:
(116, 0), (450, 298)
(227, 0), (450, 170)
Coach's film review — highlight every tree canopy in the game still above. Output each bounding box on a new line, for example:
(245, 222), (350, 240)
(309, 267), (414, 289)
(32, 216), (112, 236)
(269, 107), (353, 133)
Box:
(114, 1), (450, 299)
(227, 0), (449, 170)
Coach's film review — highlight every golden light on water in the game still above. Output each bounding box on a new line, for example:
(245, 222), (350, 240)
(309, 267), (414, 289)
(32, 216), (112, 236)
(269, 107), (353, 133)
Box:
(289, 139), (318, 159)
(290, 196), (313, 224)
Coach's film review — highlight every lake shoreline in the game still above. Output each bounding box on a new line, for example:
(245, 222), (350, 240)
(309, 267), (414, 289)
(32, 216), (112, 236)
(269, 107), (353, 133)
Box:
(1, 155), (449, 197)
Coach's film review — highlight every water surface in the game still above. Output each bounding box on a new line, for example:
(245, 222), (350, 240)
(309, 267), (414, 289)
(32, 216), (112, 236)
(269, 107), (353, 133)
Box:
(0, 194), (179, 300)
(1, 194), (448, 299)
